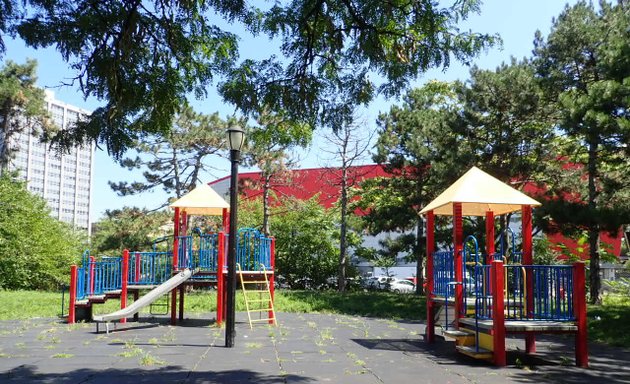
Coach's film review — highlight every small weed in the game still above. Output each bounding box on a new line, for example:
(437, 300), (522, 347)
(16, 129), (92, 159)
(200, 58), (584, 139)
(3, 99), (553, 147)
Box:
(319, 350), (327, 355)
(245, 342), (263, 349)
(44, 345), (56, 350)
(139, 352), (165, 366)
(320, 328), (333, 341)
(290, 350), (303, 355)
(161, 328), (176, 342)
(515, 358), (523, 369)
(117, 339), (143, 358)
(560, 356), (572, 366)
(0, 353), (10, 358)
(355, 359), (366, 366)
(14, 342), (26, 349)
(148, 338), (159, 345)
(322, 358), (335, 363)
(83, 341), (91, 346)
(307, 321), (317, 329)
(52, 353), (74, 358)
(49, 336), (60, 344)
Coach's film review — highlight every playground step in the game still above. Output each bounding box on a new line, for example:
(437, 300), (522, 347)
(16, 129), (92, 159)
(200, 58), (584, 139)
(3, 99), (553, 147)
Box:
(443, 330), (476, 346)
(456, 345), (493, 360)
(250, 317), (275, 323)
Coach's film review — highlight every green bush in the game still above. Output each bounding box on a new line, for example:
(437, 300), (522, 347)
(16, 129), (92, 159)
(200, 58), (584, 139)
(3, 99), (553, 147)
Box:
(239, 197), (339, 289)
(0, 174), (84, 290)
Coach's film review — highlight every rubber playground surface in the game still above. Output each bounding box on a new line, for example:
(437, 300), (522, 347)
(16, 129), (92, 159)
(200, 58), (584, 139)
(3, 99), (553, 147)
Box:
(1, 313), (629, 383)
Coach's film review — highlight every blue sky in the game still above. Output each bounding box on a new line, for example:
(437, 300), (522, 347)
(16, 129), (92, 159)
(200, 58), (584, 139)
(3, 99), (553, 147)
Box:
(1, 0), (577, 222)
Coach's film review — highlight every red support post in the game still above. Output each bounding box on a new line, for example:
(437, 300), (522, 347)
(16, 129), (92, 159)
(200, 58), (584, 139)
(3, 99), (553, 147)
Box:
(181, 211), (188, 268)
(181, 211), (188, 235)
(573, 262), (588, 367)
(522, 205), (533, 265)
(173, 207), (180, 271)
(492, 260), (506, 366)
(135, 252), (141, 283)
(269, 237), (276, 324)
(89, 255), (95, 296)
(121, 249), (129, 324)
(485, 211), (495, 265)
(485, 211), (495, 296)
(425, 211), (435, 343)
(68, 265), (77, 324)
(216, 231), (225, 325)
(453, 202), (464, 324)
(522, 205), (536, 353)
(222, 208), (229, 232)
(170, 288), (177, 325)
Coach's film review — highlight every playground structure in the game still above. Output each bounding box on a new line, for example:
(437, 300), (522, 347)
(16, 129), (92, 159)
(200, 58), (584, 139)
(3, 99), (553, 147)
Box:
(421, 167), (588, 367)
(67, 184), (276, 330)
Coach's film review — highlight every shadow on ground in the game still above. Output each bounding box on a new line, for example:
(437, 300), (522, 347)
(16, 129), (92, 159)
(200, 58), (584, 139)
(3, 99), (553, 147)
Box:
(3, 365), (314, 384)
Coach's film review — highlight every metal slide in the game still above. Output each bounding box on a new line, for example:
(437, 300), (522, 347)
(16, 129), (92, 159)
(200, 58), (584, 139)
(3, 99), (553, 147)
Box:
(93, 269), (192, 331)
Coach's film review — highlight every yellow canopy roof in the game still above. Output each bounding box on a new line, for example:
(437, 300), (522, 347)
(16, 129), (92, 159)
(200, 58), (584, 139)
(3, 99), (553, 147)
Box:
(419, 166), (541, 217)
(169, 183), (229, 216)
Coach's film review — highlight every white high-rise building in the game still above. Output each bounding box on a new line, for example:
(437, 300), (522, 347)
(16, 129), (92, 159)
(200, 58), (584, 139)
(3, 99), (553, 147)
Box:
(4, 91), (94, 234)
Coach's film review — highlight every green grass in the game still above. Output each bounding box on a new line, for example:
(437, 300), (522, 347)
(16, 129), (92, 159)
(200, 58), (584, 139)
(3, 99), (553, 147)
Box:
(0, 290), (64, 320)
(588, 294), (630, 347)
(0, 288), (424, 321)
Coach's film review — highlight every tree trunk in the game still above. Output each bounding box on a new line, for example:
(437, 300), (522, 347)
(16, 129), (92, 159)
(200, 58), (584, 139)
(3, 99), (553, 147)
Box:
(338, 168), (348, 293)
(587, 138), (601, 304)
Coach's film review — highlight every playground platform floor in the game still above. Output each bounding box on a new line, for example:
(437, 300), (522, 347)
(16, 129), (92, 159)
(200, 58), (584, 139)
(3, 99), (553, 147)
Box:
(1, 312), (629, 384)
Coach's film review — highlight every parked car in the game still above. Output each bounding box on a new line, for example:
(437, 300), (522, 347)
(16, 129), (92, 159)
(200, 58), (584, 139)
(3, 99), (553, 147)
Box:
(363, 276), (397, 290)
(389, 279), (415, 293)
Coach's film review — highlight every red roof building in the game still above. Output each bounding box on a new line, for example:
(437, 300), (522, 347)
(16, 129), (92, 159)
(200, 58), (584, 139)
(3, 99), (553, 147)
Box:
(209, 164), (390, 209)
(209, 164), (623, 260)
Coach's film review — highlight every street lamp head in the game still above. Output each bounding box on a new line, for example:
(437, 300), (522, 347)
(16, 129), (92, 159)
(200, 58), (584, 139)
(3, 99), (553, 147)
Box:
(227, 126), (245, 152)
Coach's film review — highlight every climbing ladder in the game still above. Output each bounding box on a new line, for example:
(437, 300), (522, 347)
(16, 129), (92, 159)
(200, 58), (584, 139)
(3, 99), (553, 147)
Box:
(237, 263), (277, 328)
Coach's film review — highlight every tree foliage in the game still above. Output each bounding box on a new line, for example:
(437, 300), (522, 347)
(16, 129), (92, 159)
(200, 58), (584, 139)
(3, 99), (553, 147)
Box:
(242, 109), (312, 236)
(0, 59), (51, 171)
(108, 106), (231, 207)
(0, 173), (84, 290)
(3, 1), (496, 157)
(533, 0), (630, 304)
(91, 207), (171, 254)
(239, 197), (339, 289)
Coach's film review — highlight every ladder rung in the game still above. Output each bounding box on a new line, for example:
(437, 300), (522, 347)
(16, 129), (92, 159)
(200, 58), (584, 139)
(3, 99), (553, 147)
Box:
(242, 280), (269, 284)
(248, 308), (273, 312)
(248, 299), (270, 303)
(250, 318), (275, 322)
(245, 290), (269, 294)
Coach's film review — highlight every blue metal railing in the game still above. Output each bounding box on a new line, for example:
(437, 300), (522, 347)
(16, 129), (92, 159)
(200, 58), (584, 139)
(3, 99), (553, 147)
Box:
(198, 234), (219, 271)
(128, 252), (172, 285)
(76, 266), (87, 300)
(176, 235), (194, 269)
(433, 251), (455, 297)
(93, 257), (122, 295)
(236, 228), (272, 270)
